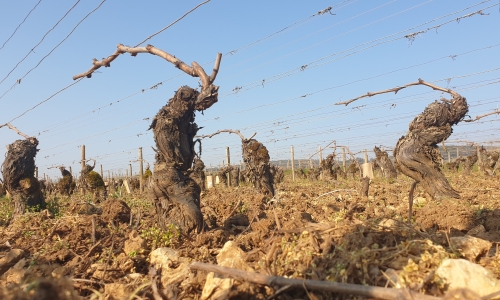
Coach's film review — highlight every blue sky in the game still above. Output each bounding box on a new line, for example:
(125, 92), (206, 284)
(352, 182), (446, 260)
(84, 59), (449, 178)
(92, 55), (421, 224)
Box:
(0, 0), (499, 179)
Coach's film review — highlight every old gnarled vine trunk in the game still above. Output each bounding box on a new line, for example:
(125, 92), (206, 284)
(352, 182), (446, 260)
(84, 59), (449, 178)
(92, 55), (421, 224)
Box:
(2, 138), (44, 215)
(81, 161), (107, 201)
(337, 80), (469, 223)
(71, 46), (221, 233)
(57, 167), (75, 196)
(373, 146), (397, 179)
(242, 139), (275, 196)
(150, 86), (218, 233)
(393, 96), (468, 199)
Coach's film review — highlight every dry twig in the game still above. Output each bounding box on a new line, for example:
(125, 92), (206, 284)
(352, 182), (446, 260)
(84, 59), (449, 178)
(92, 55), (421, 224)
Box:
(313, 189), (358, 200)
(464, 109), (500, 122)
(73, 44), (222, 89)
(197, 129), (256, 141)
(336, 79), (459, 106)
(190, 262), (440, 300)
(0, 123), (31, 139)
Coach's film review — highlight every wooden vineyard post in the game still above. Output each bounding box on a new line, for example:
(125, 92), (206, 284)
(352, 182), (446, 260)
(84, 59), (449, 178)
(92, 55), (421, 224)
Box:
(226, 146), (232, 187)
(129, 164), (132, 178)
(291, 146), (295, 182)
(456, 147), (459, 159)
(342, 147), (347, 171)
(80, 145), (85, 193)
(35, 167), (38, 178)
(138, 147), (144, 193)
(447, 151), (451, 163)
(362, 149), (374, 179)
(108, 171), (110, 180)
(69, 166), (72, 175)
(477, 146), (482, 173)
(318, 146), (323, 163)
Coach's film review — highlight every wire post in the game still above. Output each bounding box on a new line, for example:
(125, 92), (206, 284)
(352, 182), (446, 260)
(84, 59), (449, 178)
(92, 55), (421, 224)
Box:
(342, 147), (347, 172)
(364, 149), (368, 164)
(80, 145), (85, 194)
(291, 146), (295, 182)
(318, 146), (323, 164)
(129, 164), (132, 178)
(35, 167), (38, 178)
(225, 146), (232, 187)
(138, 147), (144, 193)
(477, 146), (482, 172)
(447, 151), (451, 163)
(100, 164), (103, 178)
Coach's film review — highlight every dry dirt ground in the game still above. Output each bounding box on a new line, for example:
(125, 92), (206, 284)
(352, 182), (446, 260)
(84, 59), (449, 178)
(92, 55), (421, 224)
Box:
(0, 169), (499, 299)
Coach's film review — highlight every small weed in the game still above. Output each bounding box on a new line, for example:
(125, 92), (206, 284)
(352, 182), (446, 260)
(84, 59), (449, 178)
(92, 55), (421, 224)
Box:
(328, 209), (347, 223)
(140, 224), (179, 250)
(46, 197), (64, 218)
(53, 240), (70, 250)
(23, 230), (36, 238)
(26, 204), (43, 213)
(0, 196), (13, 225)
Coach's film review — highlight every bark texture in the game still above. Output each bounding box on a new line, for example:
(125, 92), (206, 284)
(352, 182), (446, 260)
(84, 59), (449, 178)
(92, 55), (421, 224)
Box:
(393, 96), (468, 199)
(308, 167), (320, 181)
(241, 139), (275, 196)
(360, 176), (370, 197)
(478, 147), (499, 176)
(80, 161), (106, 201)
(57, 167), (75, 196)
(1, 138), (44, 215)
(373, 146), (397, 179)
(320, 154), (336, 180)
(191, 158), (206, 192)
(149, 86), (218, 233)
(347, 163), (359, 179)
(270, 165), (284, 184)
(320, 153), (346, 180)
(462, 152), (477, 175)
(296, 168), (307, 179)
(218, 165), (239, 187)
